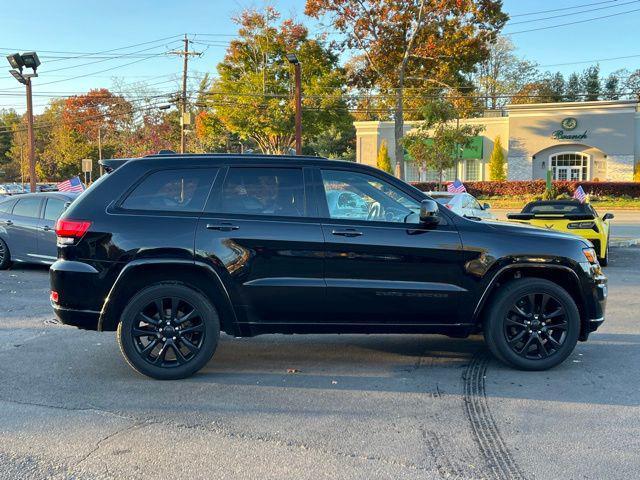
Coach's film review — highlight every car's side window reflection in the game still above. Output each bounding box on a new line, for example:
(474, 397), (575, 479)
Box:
(321, 170), (420, 224)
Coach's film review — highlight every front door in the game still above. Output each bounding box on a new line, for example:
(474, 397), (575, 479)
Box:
(556, 166), (582, 181)
(196, 166), (325, 325)
(317, 168), (467, 326)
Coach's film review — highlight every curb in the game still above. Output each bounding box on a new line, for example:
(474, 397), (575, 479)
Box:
(610, 238), (640, 248)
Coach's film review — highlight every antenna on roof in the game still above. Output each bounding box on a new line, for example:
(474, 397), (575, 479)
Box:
(157, 150), (176, 155)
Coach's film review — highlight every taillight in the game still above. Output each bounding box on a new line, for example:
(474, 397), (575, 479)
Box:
(50, 291), (59, 303)
(445, 204), (453, 209)
(55, 219), (92, 244)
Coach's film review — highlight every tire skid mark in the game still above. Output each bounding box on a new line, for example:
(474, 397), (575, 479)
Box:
(423, 429), (467, 479)
(463, 352), (528, 480)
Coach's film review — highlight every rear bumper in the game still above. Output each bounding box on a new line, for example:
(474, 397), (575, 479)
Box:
(52, 303), (100, 330)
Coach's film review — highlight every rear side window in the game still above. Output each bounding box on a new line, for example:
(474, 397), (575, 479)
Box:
(12, 197), (41, 218)
(44, 198), (67, 221)
(219, 168), (305, 217)
(121, 168), (217, 212)
(0, 200), (15, 213)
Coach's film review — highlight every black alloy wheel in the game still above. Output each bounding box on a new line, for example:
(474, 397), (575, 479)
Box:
(483, 278), (580, 371)
(132, 296), (206, 368)
(503, 293), (567, 360)
(117, 283), (220, 380)
(0, 238), (10, 270)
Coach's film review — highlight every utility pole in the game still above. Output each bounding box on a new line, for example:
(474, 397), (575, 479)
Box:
(25, 77), (36, 193)
(6, 52), (41, 192)
(286, 53), (302, 155)
(169, 35), (201, 154)
(98, 126), (103, 176)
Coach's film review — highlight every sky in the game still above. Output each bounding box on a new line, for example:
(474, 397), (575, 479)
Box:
(1, 0), (640, 113)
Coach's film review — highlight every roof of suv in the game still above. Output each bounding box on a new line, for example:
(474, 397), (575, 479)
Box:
(100, 152), (353, 172)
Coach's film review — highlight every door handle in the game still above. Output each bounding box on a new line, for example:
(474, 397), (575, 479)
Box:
(331, 228), (363, 237)
(206, 223), (239, 232)
(4, 220), (12, 226)
(42, 225), (52, 231)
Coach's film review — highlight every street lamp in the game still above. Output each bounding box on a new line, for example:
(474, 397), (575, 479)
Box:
(7, 51), (40, 194)
(286, 53), (302, 155)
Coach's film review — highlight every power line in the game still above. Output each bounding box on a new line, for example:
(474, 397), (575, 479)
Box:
(509, 0), (639, 25)
(539, 53), (640, 67)
(0, 34), (184, 63)
(510, 0), (621, 17)
(505, 6), (640, 35)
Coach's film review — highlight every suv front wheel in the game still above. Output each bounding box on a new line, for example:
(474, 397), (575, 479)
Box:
(117, 283), (220, 380)
(483, 278), (580, 371)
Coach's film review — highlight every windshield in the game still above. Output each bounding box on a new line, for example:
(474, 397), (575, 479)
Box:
(523, 201), (591, 215)
(432, 195), (454, 205)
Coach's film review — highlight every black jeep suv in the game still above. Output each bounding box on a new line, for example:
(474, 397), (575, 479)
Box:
(50, 153), (607, 379)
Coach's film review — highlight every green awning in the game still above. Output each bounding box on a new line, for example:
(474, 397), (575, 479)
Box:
(404, 136), (483, 161)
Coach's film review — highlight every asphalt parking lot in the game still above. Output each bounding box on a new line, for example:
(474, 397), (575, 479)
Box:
(1, 248), (639, 480)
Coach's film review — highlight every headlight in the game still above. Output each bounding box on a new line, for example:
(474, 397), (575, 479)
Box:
(582, 247), (598, 264)
(568, 221), (595, 229)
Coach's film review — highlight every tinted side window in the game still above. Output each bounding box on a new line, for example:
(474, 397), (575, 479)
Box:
(122, 169), (217, 212)
(219, 168), (305, 217)
(44, 198), (67, 221)
(12, 198), (41, 218)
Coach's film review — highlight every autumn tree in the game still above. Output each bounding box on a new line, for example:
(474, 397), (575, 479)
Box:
(488, 135), (506, 180)
(206, 8), (353, 155)
(305, 0), (507, 179)
(403, 100), (482, 187)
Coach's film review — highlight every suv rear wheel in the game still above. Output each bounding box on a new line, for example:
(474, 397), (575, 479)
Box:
(117, 283), (220, 380)
(483, 278), (580, 371)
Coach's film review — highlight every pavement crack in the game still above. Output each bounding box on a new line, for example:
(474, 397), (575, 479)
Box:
(0, 397), (133, 420)
(74, 421), (153, 468)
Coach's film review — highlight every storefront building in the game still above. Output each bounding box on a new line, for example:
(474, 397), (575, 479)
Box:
(354, 100), (640, 182)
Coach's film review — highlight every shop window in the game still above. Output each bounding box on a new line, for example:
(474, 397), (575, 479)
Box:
(465, 159), (481, 181)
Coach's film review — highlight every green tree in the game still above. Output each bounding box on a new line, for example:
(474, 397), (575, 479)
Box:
(566, 73), (581, 102)
(604, 73), (620, 100)
(207, 8), (353, 154)
(581, 65), (601, 101)
(548, 72), (565, 102)
(376, 140), (392, 173)
(305, 0), (507, 179)
(488, 136), (506, 180)
(403, 101), (483, 188)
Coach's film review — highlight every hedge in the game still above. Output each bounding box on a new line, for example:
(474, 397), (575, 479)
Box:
(411, 180), (640, 198)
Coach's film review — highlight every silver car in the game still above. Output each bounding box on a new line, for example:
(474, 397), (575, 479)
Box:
(428, 192), (496, 221)
(0, 192), (78, 268)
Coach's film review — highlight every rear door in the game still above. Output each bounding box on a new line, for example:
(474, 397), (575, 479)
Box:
(317, 167), (466, 325)
(195, 165), (325, 325)
(38, 196), (68, 261)
(8, 196), (42, 262)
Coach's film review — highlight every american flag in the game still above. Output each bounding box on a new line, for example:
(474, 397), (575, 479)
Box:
(573, 185), (587, 203)
(447, 179), (466, 194)
(57, 176), (85, 193)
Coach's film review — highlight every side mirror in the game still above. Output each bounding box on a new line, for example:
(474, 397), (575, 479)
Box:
(420, 199), (440, 225)
(603, 213), (614, 221)
(482, 202), (491, 210)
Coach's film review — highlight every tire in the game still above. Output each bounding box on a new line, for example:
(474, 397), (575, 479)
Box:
(599, 239), (609, 267)
(0, 238), (11, 270)
(483, 278), (580, 371)
(117, 283), (220, 380)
